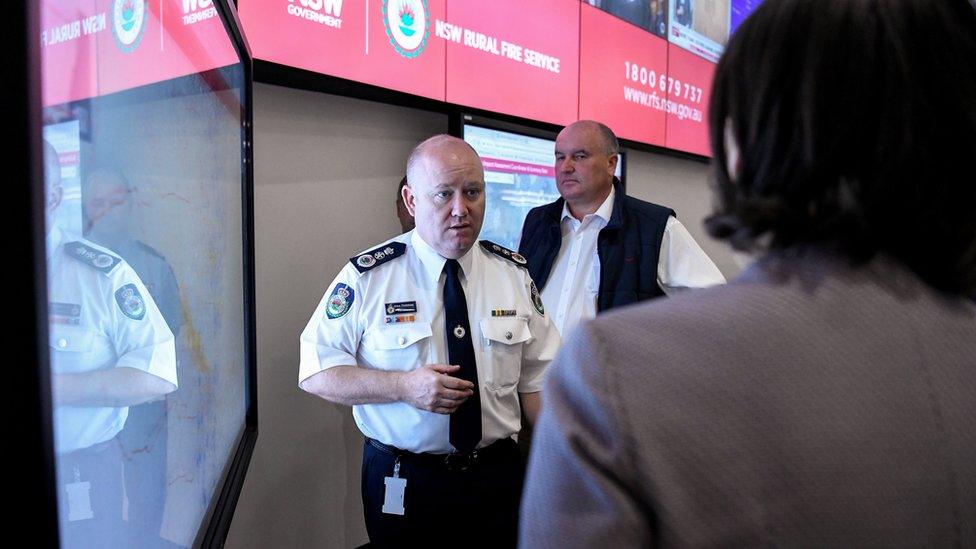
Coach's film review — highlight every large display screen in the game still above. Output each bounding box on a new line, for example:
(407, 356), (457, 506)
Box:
(464, 122), (622, 250)
(39, 1), (252, 547)
(240, 0), (763, 158)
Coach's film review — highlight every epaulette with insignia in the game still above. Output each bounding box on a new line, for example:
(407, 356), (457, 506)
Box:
(65, 241), (122, 275)
(479, 241), (528, 268)
(350, 242), (407, 274)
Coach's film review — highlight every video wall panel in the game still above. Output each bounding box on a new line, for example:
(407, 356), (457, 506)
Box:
(238, 0), (765, 157)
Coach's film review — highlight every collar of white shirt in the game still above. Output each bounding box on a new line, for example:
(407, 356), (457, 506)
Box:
(410, 229), (476, 283)
(560, 185), (616, 229)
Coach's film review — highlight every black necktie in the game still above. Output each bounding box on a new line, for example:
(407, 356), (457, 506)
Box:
(443, 258), (482, 453)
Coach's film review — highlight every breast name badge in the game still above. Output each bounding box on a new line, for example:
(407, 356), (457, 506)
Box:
(50, 302), (82, 325)
(385, 300), (417, 324)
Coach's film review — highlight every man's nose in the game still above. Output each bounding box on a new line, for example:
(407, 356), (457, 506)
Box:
(451, 194), (469, 218)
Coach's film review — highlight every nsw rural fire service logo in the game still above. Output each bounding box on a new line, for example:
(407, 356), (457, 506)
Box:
(383, 0), (429, 58)
(112, 0), (147, 53)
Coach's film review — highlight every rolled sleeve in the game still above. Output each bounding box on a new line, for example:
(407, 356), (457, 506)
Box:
(657, 217), (726, 295)
(109, 264), (178, 387)
(518, 278), (562, 393)
(298, 265), (363, 385)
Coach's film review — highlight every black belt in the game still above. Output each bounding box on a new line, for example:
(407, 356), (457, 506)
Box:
(366, 437), (516, 472)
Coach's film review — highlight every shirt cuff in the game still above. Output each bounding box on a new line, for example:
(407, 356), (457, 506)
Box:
(299, 340), (357, 384)
(115, 340), (178, 387)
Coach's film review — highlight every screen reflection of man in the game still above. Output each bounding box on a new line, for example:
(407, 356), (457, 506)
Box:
(45, 141), (178, 548)
(83, 167), (184, 546)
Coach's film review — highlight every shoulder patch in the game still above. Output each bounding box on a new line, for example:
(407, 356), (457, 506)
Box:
(349, 242), (407, 274)
(326, 283), (355, 319)
(479, 241), (528, 268)
(115, 284), (147, 320)
(65, 241), (121, 275)
(530, 280), (545, 316)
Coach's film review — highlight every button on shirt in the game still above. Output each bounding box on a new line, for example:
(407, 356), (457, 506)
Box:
(47, 227), (177, 454)
(299, 230), (561, 454)
(540, 187), (726, 337)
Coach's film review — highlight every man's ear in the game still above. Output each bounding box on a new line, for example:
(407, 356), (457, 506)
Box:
(402, 184), (416, 216)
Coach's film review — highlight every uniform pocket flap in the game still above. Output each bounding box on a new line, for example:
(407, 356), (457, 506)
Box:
(368, 323), (433, 350)
(49, 326), (95, 352)
(479, 317), (531, 345)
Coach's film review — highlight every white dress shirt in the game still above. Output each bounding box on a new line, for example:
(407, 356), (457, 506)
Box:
(299, 230), (561, 454)
(47, 227), (177, 454)
(540, 187), (726, 337)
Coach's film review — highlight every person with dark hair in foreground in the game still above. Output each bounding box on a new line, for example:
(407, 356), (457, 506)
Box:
(520, 0), (976, 546)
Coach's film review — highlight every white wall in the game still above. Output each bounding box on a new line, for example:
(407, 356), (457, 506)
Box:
(227, 83), (739, 549)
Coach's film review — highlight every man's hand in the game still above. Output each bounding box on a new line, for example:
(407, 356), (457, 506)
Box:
(398, 364), (474, 414)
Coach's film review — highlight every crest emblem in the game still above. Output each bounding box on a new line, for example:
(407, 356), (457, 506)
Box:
(112, 0), (148, 53)
(530, 281), (545, 316)
(94, 254), (115, 269)
(357, 254), (377, 268)
(383, 0), (429, 58)
(115, 284), (146, 320)
(326, 283), (355, 319)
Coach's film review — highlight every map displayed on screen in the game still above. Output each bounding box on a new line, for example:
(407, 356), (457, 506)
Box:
(464, 123), (621, 251)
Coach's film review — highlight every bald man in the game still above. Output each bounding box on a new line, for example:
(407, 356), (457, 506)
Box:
(44, 142), (177, 548)
(519, 120), (725, 339)
(299, 135), (560, 547)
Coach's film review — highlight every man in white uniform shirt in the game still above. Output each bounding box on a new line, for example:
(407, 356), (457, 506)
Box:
(519, 120), (725, 337)
(299, 135), (560, 547)
(44, 141), (177, 548)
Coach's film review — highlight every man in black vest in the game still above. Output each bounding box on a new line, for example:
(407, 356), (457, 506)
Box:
(518, 120), (724, 338)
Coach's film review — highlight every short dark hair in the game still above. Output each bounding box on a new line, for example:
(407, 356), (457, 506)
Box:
(706, 0), (976, 296)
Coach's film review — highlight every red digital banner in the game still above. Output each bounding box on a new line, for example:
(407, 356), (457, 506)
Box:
(239, 0), (446, 101)
(41, 0), (239, 107)
(444, 0), (580, 126)
(664, 44), (714, 156)
(578, 4), (667, 148)
(238, 1), (716, 157)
